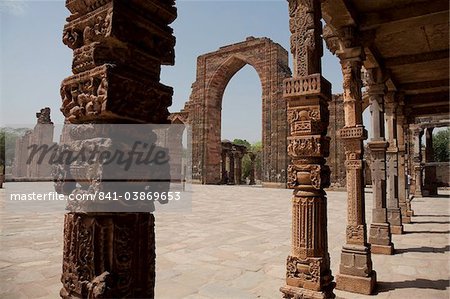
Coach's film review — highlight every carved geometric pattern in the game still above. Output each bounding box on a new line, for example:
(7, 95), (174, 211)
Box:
(284, 74), (331, 98)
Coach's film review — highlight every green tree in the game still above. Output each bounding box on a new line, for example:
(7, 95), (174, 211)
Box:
(433, 128), (450, 162)
(0, 127), (31, 174)
(232, 139), (251, 149)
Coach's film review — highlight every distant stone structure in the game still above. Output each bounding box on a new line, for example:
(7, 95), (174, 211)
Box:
(171, 38), (352, 189)
(11, 107), (55, 180)
(220, 140), (255, 185)
(172, 37), (291, 187)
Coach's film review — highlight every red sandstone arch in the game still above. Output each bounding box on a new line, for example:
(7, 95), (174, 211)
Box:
(174, 37), (291, 186)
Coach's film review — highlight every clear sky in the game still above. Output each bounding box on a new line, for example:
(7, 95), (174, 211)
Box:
(0, 1), (371, 143)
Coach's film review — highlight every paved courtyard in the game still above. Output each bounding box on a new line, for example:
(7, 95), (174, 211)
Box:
(0, 183), (449, 298)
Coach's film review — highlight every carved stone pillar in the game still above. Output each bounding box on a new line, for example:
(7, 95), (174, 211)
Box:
(221, 151), (227, 184)
(280, 0), (335, 298)
(249, 152), (256, 185)
(404, 122), (414, 219)
(423, 127), (438, 196)
(228, 152), (235, 185)
(385, 93), (403, 234)
(365, 68), (393, 255)
(234, 152), (242, 185)
(334, 27), (376, 295)
(411, 126), (424, 197)
(396, 102), (410, 223)
(57, 1), (176, 298)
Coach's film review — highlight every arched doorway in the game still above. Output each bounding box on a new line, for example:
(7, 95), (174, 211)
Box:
(174, 37), (291, 186)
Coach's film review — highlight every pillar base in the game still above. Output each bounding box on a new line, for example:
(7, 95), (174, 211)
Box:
(280, 285), (335, 299)
(387, 208), (403, 234)
(371, 244), (394, 255)
(335, 271), (376, 295)
(402, 215), (412, 223)
(369, 222), (394, 255)
(390, 225), (403, 234)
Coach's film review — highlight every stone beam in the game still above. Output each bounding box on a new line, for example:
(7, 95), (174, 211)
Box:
(400, 79), (449, 95)
(360, 0), (449, 30)
(384, 50), (449, 68)
(406, 105), (450, 119)
(363, 10), (449, 36)
(406, 92), (449, 105)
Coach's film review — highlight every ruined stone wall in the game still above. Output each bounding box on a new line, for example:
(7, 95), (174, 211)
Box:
(178, 37), (291, 186)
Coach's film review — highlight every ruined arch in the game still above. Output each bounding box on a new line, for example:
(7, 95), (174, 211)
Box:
(173, 37), (291, 186)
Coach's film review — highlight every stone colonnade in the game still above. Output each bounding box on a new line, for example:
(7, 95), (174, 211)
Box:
(220, 141), (255, 185)
(12, 107), (55, 179)
(282, 0), (445, 297)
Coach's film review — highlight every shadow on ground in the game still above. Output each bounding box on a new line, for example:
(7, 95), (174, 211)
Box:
(404, 230), (450, 234)
(377, 279), (450, 292)
(395, 245), (450, 254)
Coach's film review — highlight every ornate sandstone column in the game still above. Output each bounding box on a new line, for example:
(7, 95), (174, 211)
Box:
(234, 151), (242, 185)
(423, 127), (438, 196)
(334, 27), (376, 294)
(221, 151), (227, 184)
(249, 152), (256, 185)
(396, 101), (410, 223)
(412, 126), (424, 197)
(229, 152), (235, 185)
(385, 93), (403, 234)
(57, 1), (176, 298)
(280, 0), (334, 298)
(365, 68), (394, 255)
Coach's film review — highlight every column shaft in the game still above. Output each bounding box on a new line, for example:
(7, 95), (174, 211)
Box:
(335, 27), (376, 295)
(396, 104), (410, 223)
(385, 93), (403, 234)
(221, 151), (227, 184)
(229, 154), (235, 185)
(423, 127), (438, 196)
(412, 126), (424, 197)
(280, 0), (335, 298)
(365, 68), (393, 255)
